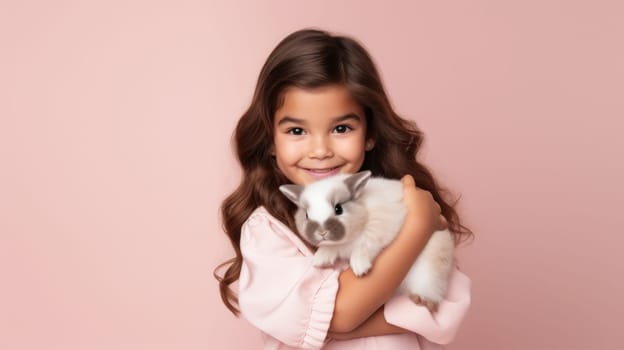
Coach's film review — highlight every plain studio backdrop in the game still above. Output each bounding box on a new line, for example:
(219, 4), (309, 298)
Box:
(1, 1), (623, 349)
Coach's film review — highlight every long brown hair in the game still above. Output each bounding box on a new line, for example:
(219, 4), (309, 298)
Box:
(214, 28), (474, 315)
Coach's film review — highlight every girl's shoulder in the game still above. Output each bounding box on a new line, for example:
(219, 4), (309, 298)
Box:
(241, 206), (313, 257)
(243, 206), (289, 236)
(243, 206), (271, 228)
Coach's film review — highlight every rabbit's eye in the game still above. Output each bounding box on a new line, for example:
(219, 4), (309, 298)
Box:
(334, 204), (343, 215)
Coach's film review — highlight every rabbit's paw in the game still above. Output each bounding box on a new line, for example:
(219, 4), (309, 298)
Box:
(409, 294), (440, 313)
(313, 249), (337, 267)
(349, 252), (372, 277)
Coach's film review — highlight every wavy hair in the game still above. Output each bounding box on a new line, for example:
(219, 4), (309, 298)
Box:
(214, 28), (474, 315)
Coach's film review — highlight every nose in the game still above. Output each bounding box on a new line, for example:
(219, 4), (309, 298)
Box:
(308, 136), (333, 159)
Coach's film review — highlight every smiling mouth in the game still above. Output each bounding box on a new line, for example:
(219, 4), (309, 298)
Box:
(304, 166), (342, 179)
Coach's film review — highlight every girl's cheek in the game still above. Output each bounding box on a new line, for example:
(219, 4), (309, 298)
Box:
(338, 137), (366, 154)
(278, 144), (302, 161)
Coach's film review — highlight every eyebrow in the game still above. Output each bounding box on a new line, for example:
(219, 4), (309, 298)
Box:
(277, 113), (362, 126)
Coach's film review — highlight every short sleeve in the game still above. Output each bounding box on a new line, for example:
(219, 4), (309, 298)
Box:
(383, 268), (472, 345)
(238, 208), (341, 349)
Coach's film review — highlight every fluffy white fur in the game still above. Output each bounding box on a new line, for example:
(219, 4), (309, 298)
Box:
(279, 171), (455, 311)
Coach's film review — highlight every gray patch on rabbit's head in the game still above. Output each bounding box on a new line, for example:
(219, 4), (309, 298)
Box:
(304, 221), (320, 241)
(324, 218), (345, 241)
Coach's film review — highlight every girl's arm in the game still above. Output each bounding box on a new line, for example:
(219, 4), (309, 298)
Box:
(328, 305), (405, 340)
(328, 175), (447, 333)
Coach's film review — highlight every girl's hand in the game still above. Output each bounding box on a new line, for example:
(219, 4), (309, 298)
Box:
(401, 175), (447, 232)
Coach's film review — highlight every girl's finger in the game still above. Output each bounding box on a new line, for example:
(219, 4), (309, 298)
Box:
(401, 174), (415, 187)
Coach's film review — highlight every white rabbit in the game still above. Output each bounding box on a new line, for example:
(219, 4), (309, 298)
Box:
(279, 171), (455, 311)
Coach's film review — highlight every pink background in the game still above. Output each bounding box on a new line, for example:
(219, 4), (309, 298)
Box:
(2, 1), (623, 349)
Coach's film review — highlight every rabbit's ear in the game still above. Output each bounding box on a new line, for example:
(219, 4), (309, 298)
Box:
(344, 171), (371, 198)
(279, 184), (304, 205)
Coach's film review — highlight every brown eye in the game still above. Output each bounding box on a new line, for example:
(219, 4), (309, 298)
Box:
(333, 125), (352, 134)
(288, 127), (304, 135)
(334, 204), (343, 215)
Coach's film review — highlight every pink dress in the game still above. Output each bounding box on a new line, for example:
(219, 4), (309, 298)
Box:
(239, 206), (472, 350)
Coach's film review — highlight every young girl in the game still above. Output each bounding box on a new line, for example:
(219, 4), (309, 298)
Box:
(215, 28), (473, 349)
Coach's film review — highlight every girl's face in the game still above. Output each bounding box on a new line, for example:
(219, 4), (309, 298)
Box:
(273, 84), (374, 185)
